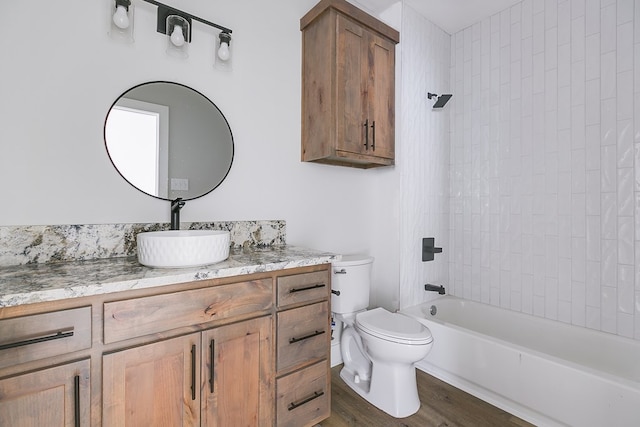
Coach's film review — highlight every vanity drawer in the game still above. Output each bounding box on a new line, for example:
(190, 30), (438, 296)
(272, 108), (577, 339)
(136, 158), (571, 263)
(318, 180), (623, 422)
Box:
(277, 270), (329, 308)
(104, 279), (273, 343)
(0, 306), (92, 369)
(277, 301), (329, 372)
(276, 361), (330, 427)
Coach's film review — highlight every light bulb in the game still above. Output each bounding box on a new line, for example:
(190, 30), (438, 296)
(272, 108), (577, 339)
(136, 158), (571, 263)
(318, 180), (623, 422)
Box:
(170, 25), (185, 47)
(217, 41), (230, 61)
(112, 5), (130, 29)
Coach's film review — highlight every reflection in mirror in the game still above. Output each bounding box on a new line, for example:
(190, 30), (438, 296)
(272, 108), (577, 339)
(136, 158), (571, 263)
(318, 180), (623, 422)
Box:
(104, 81), (234, 201)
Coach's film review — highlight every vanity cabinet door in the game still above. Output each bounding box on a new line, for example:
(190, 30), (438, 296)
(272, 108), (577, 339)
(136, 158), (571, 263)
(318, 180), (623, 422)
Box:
(0, 358), (90, 427)
(201, 316), (273, 426)
(103, 334), (201, 427)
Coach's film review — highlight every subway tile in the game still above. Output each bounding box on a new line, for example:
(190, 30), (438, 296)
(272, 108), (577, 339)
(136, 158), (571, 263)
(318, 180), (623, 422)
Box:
(560, 215), (573, 257)
(586, 216), (602, 259)
(573, 237), (587, 281)
(572, 0), (586, 18)
(601, 239), (618, 288)
(572, 61), (586, 106)
(618, 119), (634, 166)
(558, 1), (571, 44)
(600, 51), (616, 99)
(533, 0), (545, 14)
(617, 72), (634, 121)
(585, 79), (601, 125)
(511, 22), (522, 62)
(572, 281), (587, 326)
(601, 192), (618, 237)
(559, 300), (573, 323)
(546, 0), (558, 29)
(571, 17), (586, 63)
(585, 124), (601, 169)
(572, 149), (587, 193)
(586, 305), (601, 330)
(617, 168), (634, 216)
(545, 277), (559, 320)
(617, 312), (634, 338)
(586, 170), (601, 214)
(545, 28), (558, 70)
(586, 262), (601, 301)
(600, 98), (617, 145)
(522, 0), (533, 38)
(573, 194), (587, 237)
(618, 264), (635, 313)
(522, 36), (533, 78)
(585, 0), (601, 35)
(600, 4), (617, 53)
(618, 216), (635, 264)
(559, 257), (572, 300)
(601, 285), (617, 333)
(558, 44), (571, 87)
(585, 34), (601, 80)
(571, 104), (586, 149)
(617, 0), (633, 25)
(617, 22), (634, 73)
(533, 12), (546, 54)
(636, 144), (640, 189)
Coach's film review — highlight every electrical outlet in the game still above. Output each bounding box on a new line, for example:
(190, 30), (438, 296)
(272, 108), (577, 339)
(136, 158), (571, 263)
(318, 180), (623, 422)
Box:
(170, 178), (189, 191)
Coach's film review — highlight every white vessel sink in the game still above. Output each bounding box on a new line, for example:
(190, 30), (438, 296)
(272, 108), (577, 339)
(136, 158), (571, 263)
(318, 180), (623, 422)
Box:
(137, 230), (230, 268)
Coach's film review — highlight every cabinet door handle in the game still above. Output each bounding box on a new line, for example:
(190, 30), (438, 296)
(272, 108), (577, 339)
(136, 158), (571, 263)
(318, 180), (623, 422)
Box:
(190, 344), (197, 401)
(74, 375), (80, 427)
(289, 329), (325, 344)
(371, 121), (376, 151)
(0, 329), (74, 351)
(209, 339), (215, 393)
(289, 283), (326, 293)
(364, 119), (369, 149)
(288, 390), (325, 411)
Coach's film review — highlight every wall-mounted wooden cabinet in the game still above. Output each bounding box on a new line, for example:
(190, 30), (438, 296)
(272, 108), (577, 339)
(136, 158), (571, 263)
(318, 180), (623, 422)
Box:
(301, 0), (399, 169)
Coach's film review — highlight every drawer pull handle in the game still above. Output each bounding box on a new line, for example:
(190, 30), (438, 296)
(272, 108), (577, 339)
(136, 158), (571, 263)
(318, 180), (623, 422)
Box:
(289, 283), (326, 293)
(288, 390), (325, 411)
(209, 339), (215, 393)
(0, 329), (74, 351)
(289, 330), (325, 344)
(74, 375), (81, 427)
(191, 344), (197, 401)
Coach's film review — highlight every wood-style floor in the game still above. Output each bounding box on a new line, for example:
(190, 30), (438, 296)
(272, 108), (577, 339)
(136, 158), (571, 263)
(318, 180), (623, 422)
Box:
(320, 365), (535, 427)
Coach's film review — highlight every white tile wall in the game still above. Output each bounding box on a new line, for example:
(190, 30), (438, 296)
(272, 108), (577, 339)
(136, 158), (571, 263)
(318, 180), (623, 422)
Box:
(398, 6), (451, 309)
(449, 0), (640, 341)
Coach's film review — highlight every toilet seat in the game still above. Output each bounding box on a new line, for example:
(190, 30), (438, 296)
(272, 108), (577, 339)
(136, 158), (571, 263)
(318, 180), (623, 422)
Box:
(356, 308), (433, 345)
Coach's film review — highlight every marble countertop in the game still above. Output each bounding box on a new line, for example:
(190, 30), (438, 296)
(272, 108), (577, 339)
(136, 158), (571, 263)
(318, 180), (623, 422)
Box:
(0, 246), (338, 308)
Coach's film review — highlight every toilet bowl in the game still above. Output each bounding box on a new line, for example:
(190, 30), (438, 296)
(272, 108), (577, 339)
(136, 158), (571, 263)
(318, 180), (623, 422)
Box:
(332, 256), (433, 418)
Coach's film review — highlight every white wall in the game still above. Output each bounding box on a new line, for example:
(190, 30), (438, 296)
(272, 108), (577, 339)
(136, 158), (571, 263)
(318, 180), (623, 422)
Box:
(0, 1), (396, 264)
(449, 0), (640, 340)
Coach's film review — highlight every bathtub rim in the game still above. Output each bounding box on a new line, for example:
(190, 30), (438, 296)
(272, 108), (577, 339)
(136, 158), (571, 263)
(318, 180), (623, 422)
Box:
(401, 296), (640, 393)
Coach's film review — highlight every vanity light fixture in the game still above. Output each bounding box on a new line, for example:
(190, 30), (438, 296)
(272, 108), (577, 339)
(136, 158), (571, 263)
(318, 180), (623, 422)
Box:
(140, 0), (233, 64)
(215, 31), (232, 70)
(164, 14), (190, 58)
(109, 0), (134, 43)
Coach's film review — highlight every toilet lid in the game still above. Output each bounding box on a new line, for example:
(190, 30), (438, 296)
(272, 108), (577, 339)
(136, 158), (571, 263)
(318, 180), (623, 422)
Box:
(355, 308), (433, 345)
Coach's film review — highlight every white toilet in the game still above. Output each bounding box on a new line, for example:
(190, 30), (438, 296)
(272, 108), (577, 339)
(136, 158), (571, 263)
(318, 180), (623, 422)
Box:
(332, 255), (433, 418)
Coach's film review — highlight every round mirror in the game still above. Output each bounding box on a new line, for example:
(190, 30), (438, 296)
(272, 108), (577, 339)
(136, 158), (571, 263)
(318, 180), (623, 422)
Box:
(104, 81), (234, 201)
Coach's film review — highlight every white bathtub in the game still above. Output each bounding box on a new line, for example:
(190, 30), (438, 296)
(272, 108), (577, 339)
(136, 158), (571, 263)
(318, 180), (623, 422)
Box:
(402, 296), (640, 427)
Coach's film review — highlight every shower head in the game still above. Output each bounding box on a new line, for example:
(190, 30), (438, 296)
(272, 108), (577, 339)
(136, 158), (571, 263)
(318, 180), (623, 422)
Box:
(427, 92), (453, 109)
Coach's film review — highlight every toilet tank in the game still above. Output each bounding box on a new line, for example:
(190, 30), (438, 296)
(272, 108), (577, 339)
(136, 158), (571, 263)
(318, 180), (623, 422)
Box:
(331, 255), (374, 314)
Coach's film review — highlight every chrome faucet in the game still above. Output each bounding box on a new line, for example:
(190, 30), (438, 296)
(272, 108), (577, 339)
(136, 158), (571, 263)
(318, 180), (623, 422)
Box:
(424, 283), (445, 295)
(170, 198), (185, 230)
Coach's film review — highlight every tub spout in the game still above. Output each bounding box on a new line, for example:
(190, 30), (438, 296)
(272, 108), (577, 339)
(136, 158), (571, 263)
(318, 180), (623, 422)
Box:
(424, 283), (445, 295)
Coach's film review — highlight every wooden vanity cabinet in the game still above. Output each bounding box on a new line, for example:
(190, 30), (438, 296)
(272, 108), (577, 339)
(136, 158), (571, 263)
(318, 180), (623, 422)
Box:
(0, 359), (90, 427)
(102, 316), (272, 427)
(0, 263), (331, 427)
(275, 270), (331, 427)
(301, 0), (399, 168)
(0, 307), (92, 426)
